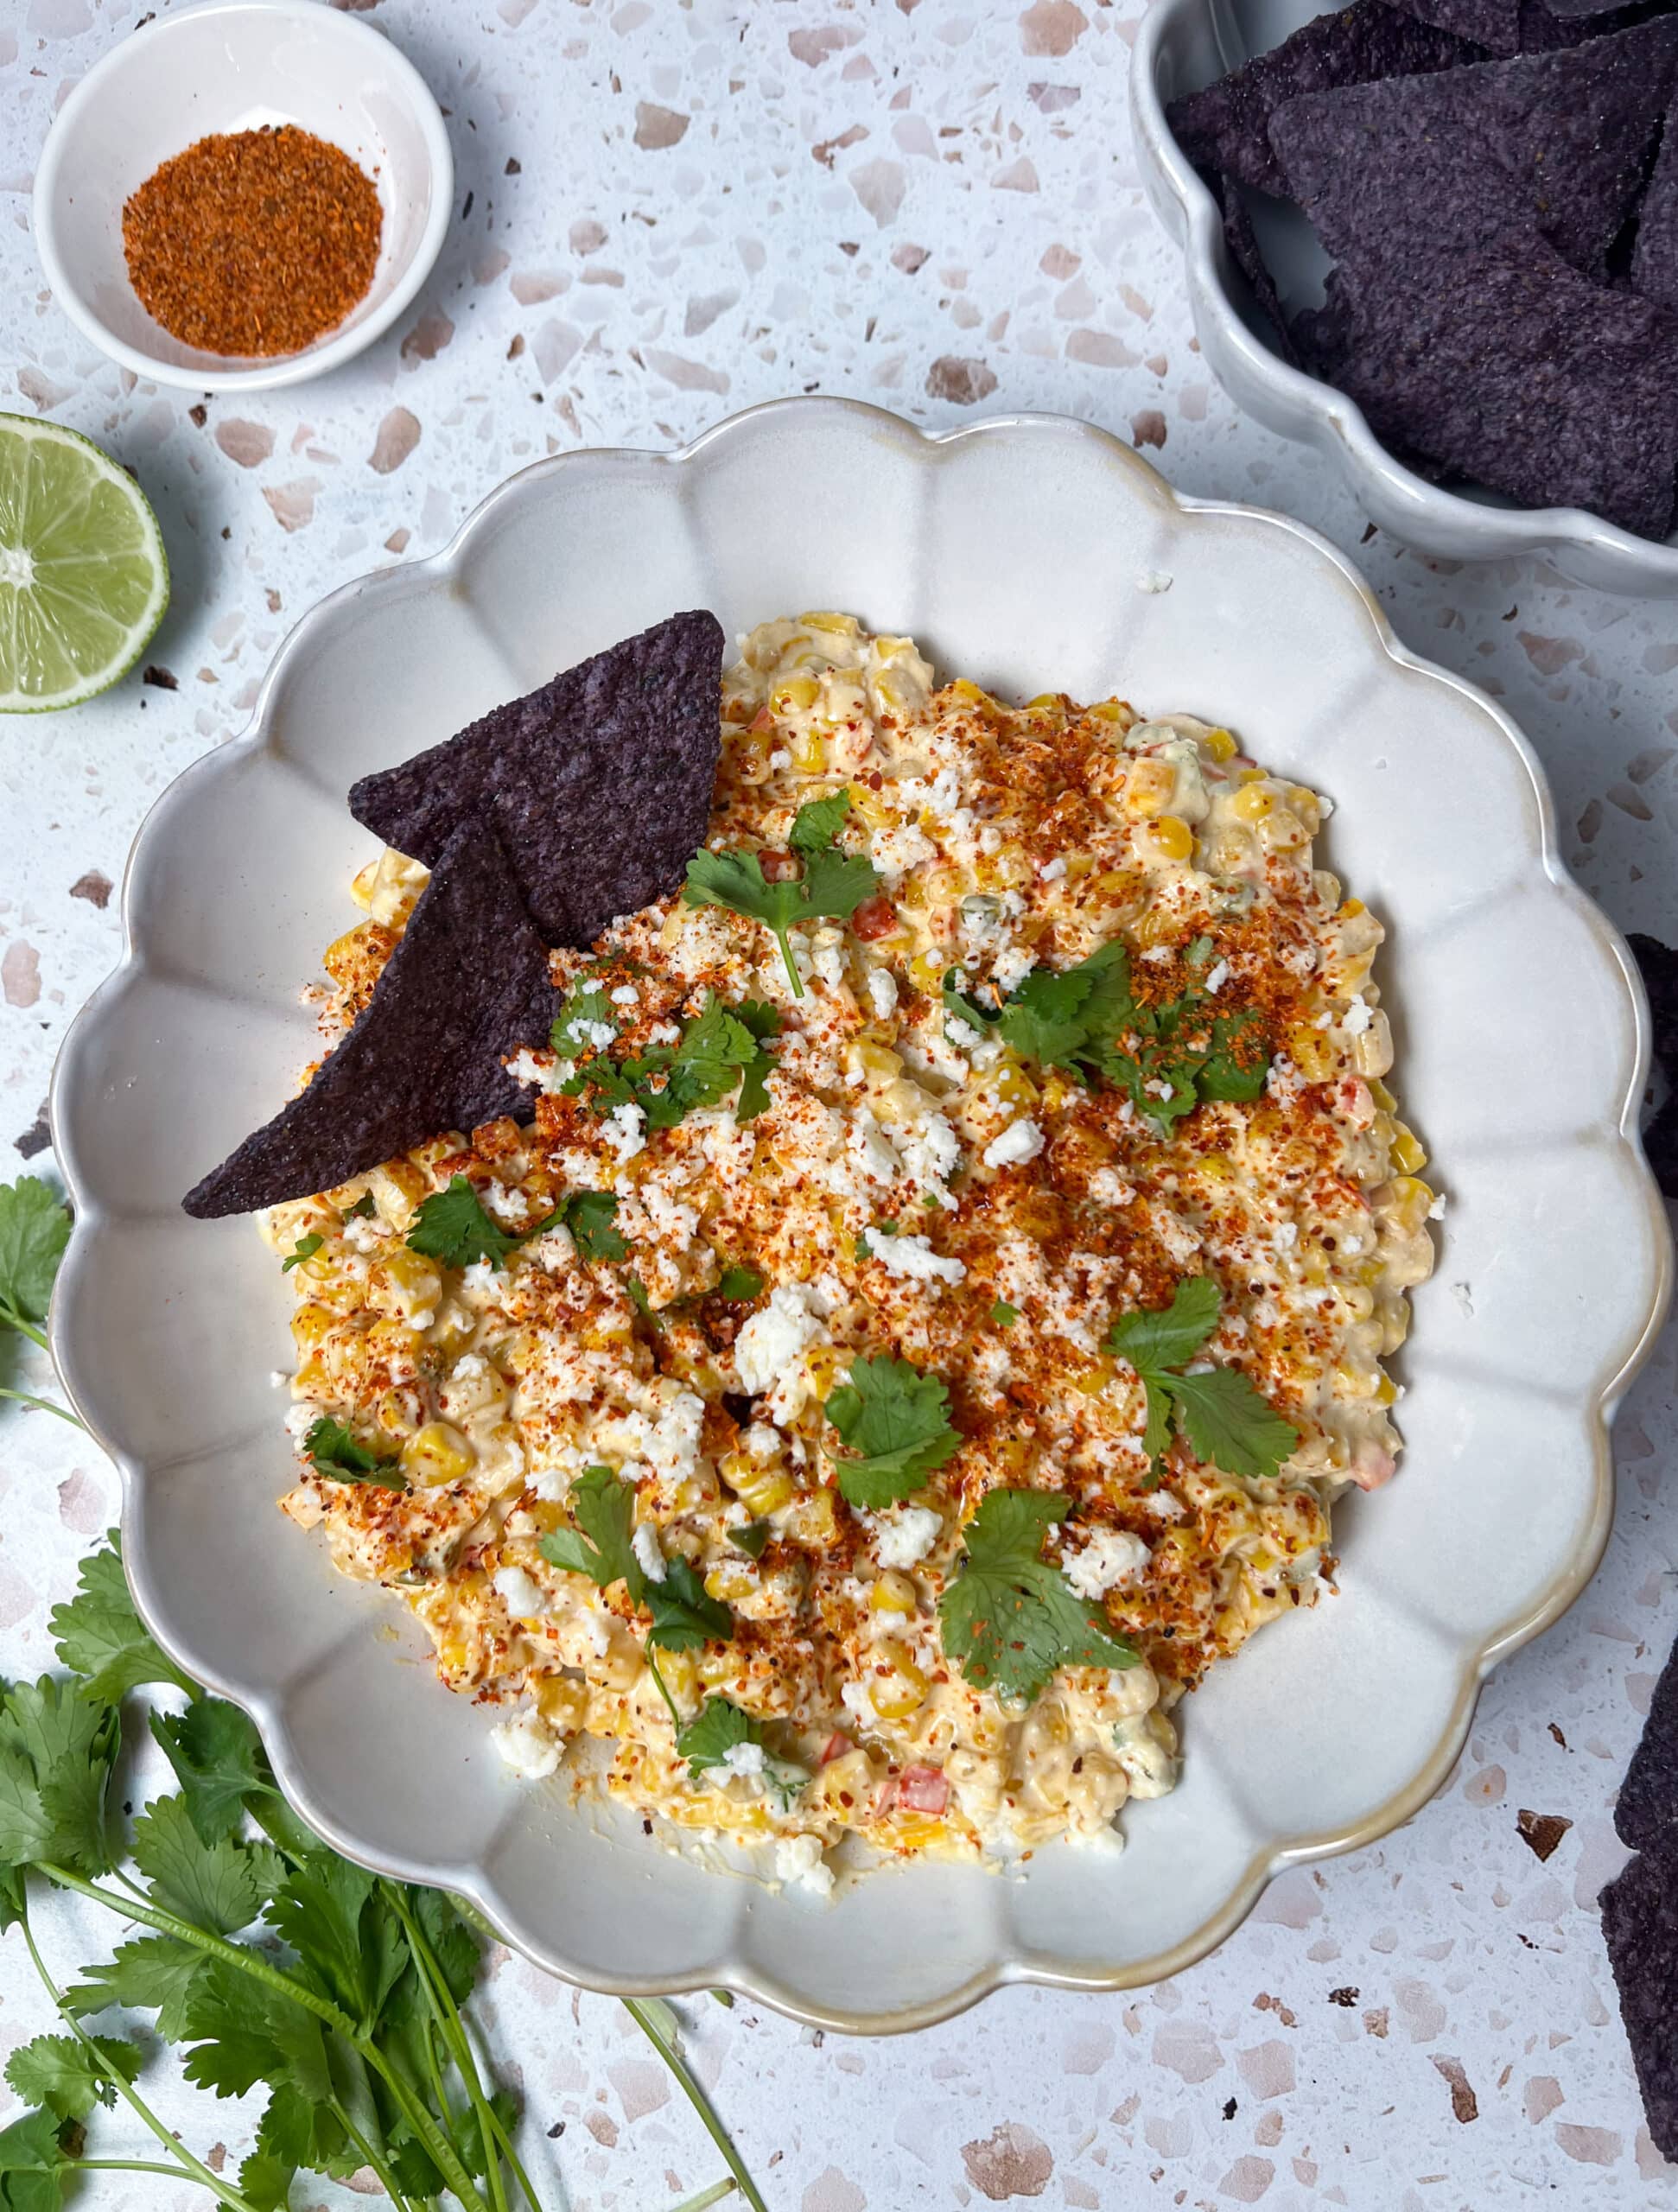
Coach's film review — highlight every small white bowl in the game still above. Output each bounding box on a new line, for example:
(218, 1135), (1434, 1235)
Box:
(33, 0), (452, 394)
(1131, 0), (1678, 597)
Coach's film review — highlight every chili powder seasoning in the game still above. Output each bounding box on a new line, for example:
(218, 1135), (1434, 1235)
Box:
(122, 125), (383, 359)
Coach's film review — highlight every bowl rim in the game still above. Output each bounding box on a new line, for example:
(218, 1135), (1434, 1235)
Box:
(30, 0), (454, 396)
(47, 397), (1675, 2032)
(1129, 0), (1678, 583)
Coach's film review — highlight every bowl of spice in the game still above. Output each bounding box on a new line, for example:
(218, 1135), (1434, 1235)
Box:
(33, 0), (452, 392)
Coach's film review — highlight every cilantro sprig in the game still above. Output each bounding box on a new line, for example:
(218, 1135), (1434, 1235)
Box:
(938, 1488), (1140, 1702)
(280, 1232), (323, 1273)
(407, 1175), (628, 1272)
(538, 1466), (735, 1649)
(1105, 1277), (1300, 1480)
(302, 1415), (404, 1488)
(676, 1696), (763, 1781)
(683, 791), (880, 998)
(824, 1354), (961, 1509)
(946, 938), (1269, 1130)
(557, 989), (782, 1128)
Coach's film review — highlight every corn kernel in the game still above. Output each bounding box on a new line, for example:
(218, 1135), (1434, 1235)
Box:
(789, 729), (827, 773)
(1089, 698), (1127, 722)
(788, 1486), (840, 1548)
(1382, 1174), (1434, 1234)
(1197, 1153), (1234, 1180)
(1339, 898), (1365, 919)
(869, 1571), (918, 1615)
(1202, 726), (1238, 763)
(402, 1420), (475, 1487)
(909, 950), (944, 990)
(349, 859), (379, 911)
(809, 1747), (879, 1818)
(771, 676), (821, 716)
(886, 1813), (948, 1849)
(869, 1649), (928, 1719)
(655, 1648), (699, 1701)
(1123, 759), (1176, 819)
(1375, 1373), (1399, 1407)
(1287, 1024), (1336, 1082)
(799, 610), (858, 635)
(1138, 816), (1194, 865)
(1232, 783), (1274, 821)
(728, 1464), (796, 1516)
(948, 677), (990, 707)
(533, 1675), (586, 1731)
(290, 1301), (335, 1352)
(706, 1560), (757, 1604)
(1262, 809), (1308, 852)
(1391, 1125), (1428, 1174)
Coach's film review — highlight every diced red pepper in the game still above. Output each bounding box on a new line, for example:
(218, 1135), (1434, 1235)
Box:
(898, 1764), (949, 1815)
(819, 1731), (853, 1766)
(851, 893), (898, 941)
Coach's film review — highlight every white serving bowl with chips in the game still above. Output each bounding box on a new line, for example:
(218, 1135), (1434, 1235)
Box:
(1133, 0), (1678, 596)
(48, 398), (1670, 2030)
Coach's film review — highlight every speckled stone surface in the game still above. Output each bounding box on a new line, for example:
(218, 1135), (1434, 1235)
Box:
(5, 3), (1678, 2206)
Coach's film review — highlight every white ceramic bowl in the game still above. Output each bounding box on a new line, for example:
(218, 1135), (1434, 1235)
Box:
(1131, 0), (1678, 596)
(33, 0), (452, 394)
(49, 399), (1670, 2031)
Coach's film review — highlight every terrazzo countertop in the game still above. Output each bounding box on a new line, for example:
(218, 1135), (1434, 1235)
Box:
(5, 3), (1678, 2206)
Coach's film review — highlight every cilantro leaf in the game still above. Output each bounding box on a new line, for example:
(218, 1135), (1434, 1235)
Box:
(991, 1300), (1019, 1328)
(626, 1274), (663, 1327)
(48, 1533), (194, 1703)
(345, 1192), (376, 1218)
(938, 1489), (1139, 1702)
(264, 1858), (406, 2034)
(63, 1935), (207, 2041)
(1162, 1367), (1303, 1482)
(675, 1697), (761, 1781)
(717, 1264), (765, 1302)
(1104, 1277), (1299, 1480)
(281, 1232), (323, 1273)
(646, 1556), (734, 1651)
(1196, 1008), (1271, 1104)
(559, 994), (781, 1131)
(406, 1176), (518, 1269)
(683, 810), (880, 1000)
(0, 1675), (119, 1875)
(0, 1176), (72, 1328)
(824, 1354), (961, 1509)
(538, 1465), (645, 1603)
(148, 1698), (273, 1845)
(0, 2107), (73, 2206)
(789, 789), (852, 855)
(728, 1519), (771, 1560)
(1105, 1277), (1221, 1375)
(302, 1417), (404, 1488)
(4, 2032), (142, 2122)
(180, 1955), (334, 2102)
(132, 1794), (281, 1936)
(561, 1189), (628, 1262)
(729, 1000), (782, 1122)
(550, 976), (619, 1062)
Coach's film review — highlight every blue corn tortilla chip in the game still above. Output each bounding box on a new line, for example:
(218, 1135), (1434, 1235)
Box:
(1289, 238), (1678, 537)
(1208, 170), (1303, 364)
(1632, 108), (1678, 309)
(349, 610), (724, 951)
(1268, 17), (1678, 278)
(1614, 1616), (1678, 1849)
(1392, 0), (1520, 52)
(182, 818), (556, 1217)
(1166, 2), (1484, 198)
(1600, 1843), (1678, 2158)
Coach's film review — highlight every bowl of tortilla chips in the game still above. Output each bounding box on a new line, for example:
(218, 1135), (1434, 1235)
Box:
(1134, 0), (1678, 594)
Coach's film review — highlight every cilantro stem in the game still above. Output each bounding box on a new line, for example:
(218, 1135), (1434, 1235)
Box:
(670, 2183), (737, 2212)
(385, 1885), (537, 2212)
(35, 1864), (497, 2212)
(331, 2094), (427, 2212)
(19, 1904), (263, 2212)
(645, 1649), (683, 1732)
(773, 926), (804, 1001)
(0, 1298), (49, 1351)
(0, 1382), (82, 1424)
(624, 1998), (768, 2212)
(67, 2160), (230, 2180)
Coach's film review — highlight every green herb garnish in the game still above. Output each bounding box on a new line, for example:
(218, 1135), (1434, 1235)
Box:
(560, 1188), (629, 1262)
(945, 938), (1269, 1130)
(538, 1464), (646, 1599)
(344, 1192), (376, 1219)
(824, 1354), (961, 1509)
(683, 792), (880, 998)
(991, 1300), (1019, 1328)
(405, 1176), (518, 1269)
(560, 992), (781, 1129)
(626, 1274), (663, 1327)
(280, 1232), (323, 1272)
(1104, 1276), (1300, 1480)
(646, 1557), (734, 1650)
(938, 1488), (1139, 1701)
(302, 1415), (404, 1487)
(716, 1264), (766, 1302)
(728, 1518), (772, 1560)
(675, 1697), (762, 1782)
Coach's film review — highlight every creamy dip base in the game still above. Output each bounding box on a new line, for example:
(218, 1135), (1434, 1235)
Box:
(267, 613), (1434, 1896)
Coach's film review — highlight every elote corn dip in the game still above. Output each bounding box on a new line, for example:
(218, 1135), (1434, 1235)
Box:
(266, 613), (1435, 1894)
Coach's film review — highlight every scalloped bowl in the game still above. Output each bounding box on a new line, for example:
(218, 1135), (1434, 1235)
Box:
(48, 399), (1670, 2031)
(1131, 0), (1678, 596)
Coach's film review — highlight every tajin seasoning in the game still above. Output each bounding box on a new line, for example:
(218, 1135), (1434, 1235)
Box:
(122, 124), (382, 359)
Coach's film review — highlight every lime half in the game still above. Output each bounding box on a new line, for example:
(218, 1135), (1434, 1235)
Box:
(0, 413), (169, 713)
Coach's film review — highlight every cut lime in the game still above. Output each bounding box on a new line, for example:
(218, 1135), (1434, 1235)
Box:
(0, 414), (169, 713)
